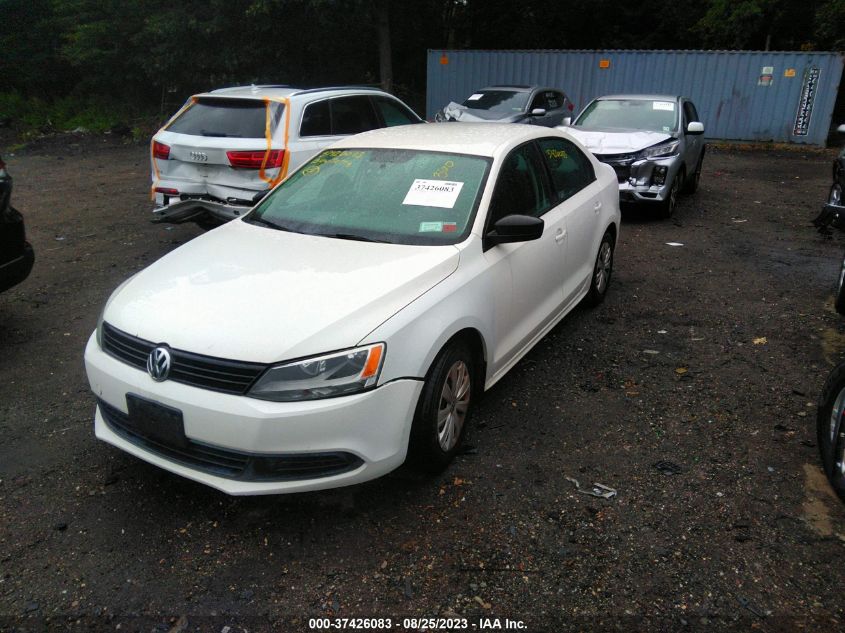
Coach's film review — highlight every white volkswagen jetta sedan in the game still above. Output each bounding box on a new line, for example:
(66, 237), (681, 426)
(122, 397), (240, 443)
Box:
(84, 123), (620, 495)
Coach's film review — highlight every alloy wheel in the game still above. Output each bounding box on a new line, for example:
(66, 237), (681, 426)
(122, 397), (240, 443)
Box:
(437, 360), (471, 452)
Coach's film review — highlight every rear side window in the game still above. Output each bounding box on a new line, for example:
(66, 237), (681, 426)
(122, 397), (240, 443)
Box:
(373, 97), (420, 127)
(167, 99), (281, 138)
(331, 96), (380, 135)
(300, 100), (331, 136)
(538, 138), (595, 201)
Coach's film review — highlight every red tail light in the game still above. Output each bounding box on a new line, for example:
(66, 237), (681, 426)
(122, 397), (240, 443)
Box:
(154, 187), (179, 195)
(153, 141), (170, 160)
(567, 103), (575, 111)
(227, 150), (284, 169)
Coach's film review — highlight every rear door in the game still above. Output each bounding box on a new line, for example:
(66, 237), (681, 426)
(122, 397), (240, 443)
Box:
(289, 95), (382, 174)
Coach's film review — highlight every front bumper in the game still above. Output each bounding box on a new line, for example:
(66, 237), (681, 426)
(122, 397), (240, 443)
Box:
(0, 241), (34, 293)
(84, 333), (424, 495)
(599, 155), (679, 204)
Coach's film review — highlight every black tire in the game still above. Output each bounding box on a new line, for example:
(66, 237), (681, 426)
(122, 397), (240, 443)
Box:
(817, 360), (845, 502)
(195, 215), (225, 231)
(408, 340), (475, 473)
(585, 230), (615, 306)
(835, 250), (845, 315)
(658, 169), (683, 219)
(682, 148), (704, 194)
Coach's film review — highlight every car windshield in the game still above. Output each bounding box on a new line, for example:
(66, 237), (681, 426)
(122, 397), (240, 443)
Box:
(167, 98), (283, 138)
(575, 99), (679, 133)
(462, 90), (530, 113)
(246, 149), (491, 245)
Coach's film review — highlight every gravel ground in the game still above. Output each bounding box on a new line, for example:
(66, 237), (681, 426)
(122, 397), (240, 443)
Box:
(1, 136), (844, 633)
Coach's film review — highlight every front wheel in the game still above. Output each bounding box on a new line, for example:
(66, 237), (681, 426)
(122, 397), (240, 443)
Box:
(817, 360), (845, 502)
(830, 182), (843, 206)
(408, 341), (475, 473)
(658, 170), (683, 219)
(682, 149), (704, 194)
(835, 250), (845, 315)
(585, 230), (615, 306)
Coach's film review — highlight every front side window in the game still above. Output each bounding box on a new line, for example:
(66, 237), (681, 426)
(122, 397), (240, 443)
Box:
(168, 98), (283, 138)
(373, 97), (420, 127)
(575, 99), (679, 133)
(487, 143), (550, 226)
(462, 90), (530, 113)
(247, 149), (490, 245)
(538, 138), (596, 202)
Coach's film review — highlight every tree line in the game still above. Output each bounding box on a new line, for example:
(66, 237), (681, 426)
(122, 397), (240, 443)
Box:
(1, 0), (843, 121)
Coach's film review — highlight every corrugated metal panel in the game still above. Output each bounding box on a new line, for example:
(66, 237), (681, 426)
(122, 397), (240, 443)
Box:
(427, 50), (845, 146)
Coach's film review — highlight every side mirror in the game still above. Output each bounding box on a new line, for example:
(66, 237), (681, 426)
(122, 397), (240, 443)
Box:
(252, 190), (269, 205)
(530, 108), (547, 117)
(561, 116), (572, 126)
(484, 214), (544, 249)
(686, 121), (705, 135)
(837, 123), (845, 134)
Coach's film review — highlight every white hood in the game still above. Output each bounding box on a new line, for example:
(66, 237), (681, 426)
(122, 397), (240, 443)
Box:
(565, 127), (673, 155)
(105, 220), (459, 363)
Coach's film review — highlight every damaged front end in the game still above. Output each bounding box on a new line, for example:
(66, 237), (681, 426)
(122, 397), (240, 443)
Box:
(594, 139), (681, 203)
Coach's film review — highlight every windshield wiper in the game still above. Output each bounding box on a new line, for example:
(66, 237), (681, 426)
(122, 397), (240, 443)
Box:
(318, 232), (391, 243)
(244, 216), (295, 232)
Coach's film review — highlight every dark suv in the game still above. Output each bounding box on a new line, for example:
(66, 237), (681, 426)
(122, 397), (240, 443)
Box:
(0, 156), (34, 293)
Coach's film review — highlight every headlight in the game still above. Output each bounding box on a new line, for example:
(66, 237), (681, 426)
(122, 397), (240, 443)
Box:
(642, 140), (680, 159)
(248, 343), (385, 402)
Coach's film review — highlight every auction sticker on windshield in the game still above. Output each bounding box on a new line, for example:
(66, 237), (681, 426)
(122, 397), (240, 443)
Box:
(403, 179), (464, 209)
(653, 101), (675, 111)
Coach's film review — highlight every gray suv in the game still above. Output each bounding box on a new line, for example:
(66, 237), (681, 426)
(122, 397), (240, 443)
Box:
(434, 85), (574, 128)
(151, 85), (422, 227)
(565, 94), (705, 218)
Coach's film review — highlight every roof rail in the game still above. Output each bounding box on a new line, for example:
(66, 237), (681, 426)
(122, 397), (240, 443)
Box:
(291, 85), (385, 96)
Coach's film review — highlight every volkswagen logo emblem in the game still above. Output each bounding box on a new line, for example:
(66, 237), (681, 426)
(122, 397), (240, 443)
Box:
(147, 347), (172, 382)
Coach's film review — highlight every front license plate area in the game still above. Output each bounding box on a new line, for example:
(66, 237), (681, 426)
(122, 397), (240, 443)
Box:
(125, 394), (188, 449)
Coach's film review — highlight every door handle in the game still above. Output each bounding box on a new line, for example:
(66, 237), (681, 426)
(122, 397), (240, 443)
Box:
(554, 229), (566, 243)
(593, 201), (602, 213)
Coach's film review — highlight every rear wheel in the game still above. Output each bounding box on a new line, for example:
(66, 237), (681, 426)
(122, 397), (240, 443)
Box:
(409, 341), (475, 473)
(817, 360), (845, 501)
(585, 230), (615, 306)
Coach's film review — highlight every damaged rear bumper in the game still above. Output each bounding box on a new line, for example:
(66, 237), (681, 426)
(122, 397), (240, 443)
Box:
(152, 198), (253, 224)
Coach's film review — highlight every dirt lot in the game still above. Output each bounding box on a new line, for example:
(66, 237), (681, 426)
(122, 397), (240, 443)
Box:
(1, 135), (844, 632)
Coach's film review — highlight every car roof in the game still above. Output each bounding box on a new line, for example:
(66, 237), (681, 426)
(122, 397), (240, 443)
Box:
(195, 85), (390, 100)
(331, 122), (573, 157)
(479, 85), (559, 93)
(596, 94), (683, 101)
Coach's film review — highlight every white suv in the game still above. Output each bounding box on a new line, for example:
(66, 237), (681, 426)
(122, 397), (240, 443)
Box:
(150, 85), (422, 227)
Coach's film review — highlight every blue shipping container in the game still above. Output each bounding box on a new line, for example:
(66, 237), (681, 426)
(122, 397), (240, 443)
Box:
(426, 49), (844, 146)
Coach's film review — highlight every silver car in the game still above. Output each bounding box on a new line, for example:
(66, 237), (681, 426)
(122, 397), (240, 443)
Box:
(565, 94), (705, 218)
(151, 85), (422, 227)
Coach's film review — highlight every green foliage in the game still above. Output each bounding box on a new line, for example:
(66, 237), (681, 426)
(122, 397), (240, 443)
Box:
(0, 0), (842, 136)
(0, 91), (145, 133)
